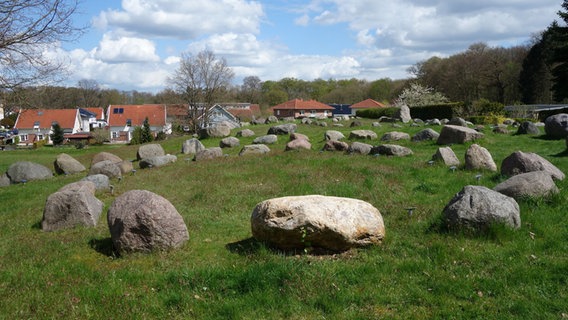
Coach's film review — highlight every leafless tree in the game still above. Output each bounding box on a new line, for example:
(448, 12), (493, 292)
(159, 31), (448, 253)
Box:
(0, 0), (83, 89)
(168, 49), (234, 133)
(77, 79), (101, 107)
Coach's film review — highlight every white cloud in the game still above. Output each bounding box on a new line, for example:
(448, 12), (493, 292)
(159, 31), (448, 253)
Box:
(94, 33), (160, 63)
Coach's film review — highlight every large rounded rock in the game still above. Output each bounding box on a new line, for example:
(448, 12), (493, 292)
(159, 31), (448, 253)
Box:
(91, 152), (122, 166)
(239, 144), (271, 156)
(253, 134), (278, 144)
(380, 131), (410, 142)
(54, 153), (86, 175)
(81, 174), (110, 191)
(7, 161), (53, 183)
(182, 138), (205, 155)
(349, 130), (378, 140)
(236, 129), (255, 137)
(268, 123), (297, 135)
(89, 160), (122, 179)
(194, 147), (223, 161)
(107, 190), (189, 254)
(323, 140), (349, 152)
(370, 144), (413, 157)
(347, 142), (373, 155)
(325, 130), (345, 141)
(290, 132), (309, 141)
(137, 143), (165, 160)
(251, 195), (385, 251)
(220, 137), (240, 148)
(285, 139), (311, 151)
(199, 123), (231, 138)
(0, 173), (11, 187)
(42, 184), (103, 232)
(516, 121), (540, 135)
(58, 181), (97, 195)
(465, 144), (497, 172)
(117, 160), (134, 175)
(432, 147), (460, 166)
(501, 151), (565, 180)
(412, 128), (440, 142)
(544, 113), (568, 139)
(395, 104), (411, 123)
(494, 171), (559, 200)
(139, 155), (177, 168)
(437, 125), (484, 145)
(447, 117), (468, 127)
(442, 186), (520, 230)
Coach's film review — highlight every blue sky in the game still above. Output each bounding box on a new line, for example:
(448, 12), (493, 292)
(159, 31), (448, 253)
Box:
(55, 0), (562, 92)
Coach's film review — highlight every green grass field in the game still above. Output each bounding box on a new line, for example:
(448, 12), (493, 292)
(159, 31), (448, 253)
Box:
(0, 120), (567, 319)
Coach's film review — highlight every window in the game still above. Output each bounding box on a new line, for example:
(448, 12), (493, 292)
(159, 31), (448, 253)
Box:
(126, 119), (132, 126)
(111, 131), (118, 139)
(276, 110), (280, 116)
(20, 134), (28, 142)
(33, 121), (40, 129)
(300, 110), (305, 115)
(37, 134), (44, 140)
(113, 108), (124, 114)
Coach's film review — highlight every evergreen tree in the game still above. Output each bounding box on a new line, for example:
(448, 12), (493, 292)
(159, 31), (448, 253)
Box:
(141, 117), (153, 143)
(550, 1), (568, 102)
(50, 123), (65, 145)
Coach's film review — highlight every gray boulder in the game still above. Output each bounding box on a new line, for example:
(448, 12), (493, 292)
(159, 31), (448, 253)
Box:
(448, 117), (468, 127)
(91, 152), (122, 166)
(325, 130), (345, 141)
(268, 123), (297, 135)
(251, 195), (385, 251)
(322, 140), (349, 152)
(139, 154), (177, 168)
(412, 128), (440, 142)
(290, 132), (309, 141)
(58, 181), (97, 195)
(236, 129), (255, 137)
(395, 104), (411, 123)
(381, 131), (410, 142)
(465, 144), (497, 172)
(117, 160), (134, 175)
(494, 171), (559, 200)
(182, 138), (205, 155)
(220, 137), (240, 148)
(301, 117), (312, 125)
(501, 151), (565, 180)
(442, 185), (521, 230)
(252, 117), (266, 125)
(266, 115), (279, 123)
(544, 113), (568, 139)
(437, 125), (484, 145)
(81, 174), (110, 191)
(432, 147), (460, 166)
(371, 144), (413, 157)
(347, 141), (373, 155)
(54, 153), (86, 175)
(285, 139), (311, 151)
(7, 161), (53, 183)
(350, 120), (363, 127)
(89, 160), (122, 179)
(199, 124), (231, 138)
(42, 184), (103, 232)
(426, 118), (442, 126)
(137, 143), (165, 160)
(516, 121), (540, 135)
(239, 144), (271, 156)
(349, 130), (378, 140)
(253, 134), (278, 144)
(107, 190), (189, 254)
(0, 173), (10, 187)
(194, 147), (223, 161)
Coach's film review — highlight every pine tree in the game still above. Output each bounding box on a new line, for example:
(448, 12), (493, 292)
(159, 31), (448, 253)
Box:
(50, 123), (65, 145)
(550, 1), (568, 102)
(141, 117), (154, 143)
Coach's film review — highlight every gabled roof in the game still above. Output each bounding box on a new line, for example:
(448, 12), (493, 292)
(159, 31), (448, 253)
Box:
(107, 104), (166, 127)
(14, 109), (79, 130)
(350, 98), (386, 109)
(271, 99), (334, 110)
(82, 107), (105, 120)
(166, 104), (189, 118)
(227, 104), (261, 119)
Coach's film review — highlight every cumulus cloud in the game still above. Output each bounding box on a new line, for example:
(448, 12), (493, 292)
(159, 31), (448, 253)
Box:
(94, 33), (160, 63)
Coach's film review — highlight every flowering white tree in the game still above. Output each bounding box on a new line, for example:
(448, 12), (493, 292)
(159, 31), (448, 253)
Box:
(395, 83), (448, 107)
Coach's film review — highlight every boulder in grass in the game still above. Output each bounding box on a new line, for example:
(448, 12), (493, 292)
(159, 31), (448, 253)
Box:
(0, 173), (10, 187)
(239, 144), (270, 156)
(7, 161), (53, 184)
(432, 147), (460, 166)
(199, 123), (232, 138)
(437, 125), (484, 145)
(268, 123), (297, 135)
(380, 131), (410, 142)
(107, 190), (189, 254)
(137, 143), (165, 160)
(194, 147), (223, 161)
(290, 132), (309, 141)
(448, 117), (468, 127)
(465, 144), (497, 172)
(395, 104), (411, 123)
(42, 184), (103, 232)
(139, 154), (177, 168)
(347, 141), (373, 155)
(58, 181), (97, 195)
(349, 130), (378, 140)
(412, 128), (439, 142)
(253, 134), (278, 144)
(285, 139), (311, 151)
(501, 151), (565, 181)
(91, 152), (122, 166)
(516, 121), (540, 135)
(544, 113), (568, 139)
(442, 185), (520, 230)
(220, 137), (240, 148)
(322, 140), (349, 152)
(370, 144), (413, 157)
(494, 171), (559, 200)
(81, 174), (110, 191)
(324, 130), (345, 141)
(117, 160), (134, 175)
(251, 195), (385, 252)
(182, 138), (205, 155)
(54, 153), (86, 175)
(236, 129), (255, 137)
(89, 160), (122, 179)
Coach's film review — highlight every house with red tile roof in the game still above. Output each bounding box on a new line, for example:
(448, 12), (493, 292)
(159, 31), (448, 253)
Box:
(349, 99), (386, 115)
(106, 104), (169, 143)
(14, 108), (84, 145)
(270, 99), (334, 119)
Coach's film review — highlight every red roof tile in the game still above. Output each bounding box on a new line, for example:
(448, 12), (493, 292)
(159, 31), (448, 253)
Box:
(166, 104), (189, 117)
(350, 99), (386, 109)
(107, 104), (166, 127)
(271, 99), (334, 110)
(14, 109), (78, 130)
(82, 107), (105, 119)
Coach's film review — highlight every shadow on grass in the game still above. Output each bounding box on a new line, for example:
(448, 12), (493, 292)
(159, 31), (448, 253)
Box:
(31, 220), (42, 230)
(226, 237), (344, 257)
(552, 149), (568, 157)
(225, 237), (263, 256)
(89, 237), (118, 257)
(426, 215), (516, 242)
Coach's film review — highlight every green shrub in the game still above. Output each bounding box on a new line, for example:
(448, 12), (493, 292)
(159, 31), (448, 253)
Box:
(129, 126), (143, 145)
(356, 107), (398, 119)
(410, 103), (462, 120)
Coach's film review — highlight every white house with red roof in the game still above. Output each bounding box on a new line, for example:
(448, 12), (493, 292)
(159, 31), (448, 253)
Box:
(270, 99), (334, 119)
(14, 108), (84, 145)
(349, 99), (386, 115)
(106, 104), (169, 143)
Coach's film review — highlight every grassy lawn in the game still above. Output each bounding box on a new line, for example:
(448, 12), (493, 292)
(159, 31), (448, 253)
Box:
(0, 120), (567, 319)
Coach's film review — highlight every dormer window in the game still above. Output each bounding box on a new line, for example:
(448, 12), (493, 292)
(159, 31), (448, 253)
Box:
(33, 121), (40, 129)
(126, 119), (132, 126)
